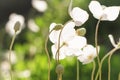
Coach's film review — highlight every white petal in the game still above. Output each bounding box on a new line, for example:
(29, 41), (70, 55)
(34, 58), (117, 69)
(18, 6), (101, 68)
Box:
(78, 45), (99, 64)
(49, 23), (57, 31)
(5, 13), (25, 36)
(70, 7), (89, 26)
(68, 36), (87, 49)
(61, 21), (76, 41)
(49, 23), (61, 43)
(103, 7), (119, 21)
(89, 1), (103, 19)
(32, 0), (47, 12)
(49, 30), (61, 43)
(51, 44), (66, 60)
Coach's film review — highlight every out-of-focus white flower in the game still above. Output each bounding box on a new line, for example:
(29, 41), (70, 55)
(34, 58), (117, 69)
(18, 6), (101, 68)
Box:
(28, 19), (40, 32)
(89, 1), (120, 21)
(5, 13), (25, 36)
(5, 50), (17, 64)
(0, 61), (10, 79)
(32, 0), (48, 12)
(70, 7), (89, 26)
(77, 45), (99, 64)
(49, 21), (87, 60)
(17, 70), (31, 78)
(0, 61), (10, 72)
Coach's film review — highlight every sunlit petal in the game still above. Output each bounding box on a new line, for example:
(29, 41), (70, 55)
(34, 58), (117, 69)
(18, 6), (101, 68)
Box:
(51, 44), (66, 60)
(49, 23), (61, 43)
(89, 1), (103, 19)
(68, 36), (87, 49)
(61, 21), (76, 41)
(78, 45), (99, 64)
(103, 7), (119, 21)
(70, 7), (89, 26)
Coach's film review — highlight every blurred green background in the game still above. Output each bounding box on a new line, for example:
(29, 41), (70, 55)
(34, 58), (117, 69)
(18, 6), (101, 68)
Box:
(0, 0), (120, 80)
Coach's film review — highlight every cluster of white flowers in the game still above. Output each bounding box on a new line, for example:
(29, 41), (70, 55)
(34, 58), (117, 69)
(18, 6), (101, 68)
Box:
(49, 0), (120, 64)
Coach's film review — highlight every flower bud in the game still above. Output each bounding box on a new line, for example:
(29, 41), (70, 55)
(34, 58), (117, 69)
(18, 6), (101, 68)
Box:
(53, 24), (63, 30)
(76, 28), (86, 36)
(14, 21), (21, 32)
(56, 64), (64, 74)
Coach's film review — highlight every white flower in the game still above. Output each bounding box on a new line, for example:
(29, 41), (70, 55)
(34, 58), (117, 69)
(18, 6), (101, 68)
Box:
(5, 13), (25, 36)
(27, 19), (40, 32)
(49, 21), (87, 60)
(5, 51), (17, 64)
(0, 61), (10, 79)
(70, 7), (89, 26)
(89, 1), (120, 21)
(17, 70), (31, 78)
(32, 0), (48, 12)
(49, 21), (75, 43)
(77, 45), (99, 64)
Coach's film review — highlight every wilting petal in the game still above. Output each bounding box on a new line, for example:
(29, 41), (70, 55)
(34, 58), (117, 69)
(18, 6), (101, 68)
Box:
(70, 7), (89, 26)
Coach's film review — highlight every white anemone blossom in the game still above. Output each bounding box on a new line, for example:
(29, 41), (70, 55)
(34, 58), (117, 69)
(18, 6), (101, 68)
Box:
(89, 1), (120, 21)
(49, 21), (87, 60)
(70, 7), (89, 26)
(32, 0), (48, 12)
(77, 45), (99, 64)
(5, 13), (25, 36)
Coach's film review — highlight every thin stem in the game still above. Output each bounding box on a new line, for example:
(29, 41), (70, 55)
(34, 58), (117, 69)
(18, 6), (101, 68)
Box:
(95, 47), (120, 80)
(108, 50), (114, 80)
(0, 60), (1, 79)
(9, 32), (17, 80)
(118, 73), (120, 80)
(91, 60), (96, 80)
(101, 47), (120, 66)
(68, 0), (73, 15)
(55, 45), (64, 64)
(58, 73), (62, 80)
(77, 60), (79, 80)
(45, 30), (54, 80)
(57, 28), (64, 64)
(95, 18), (101, 80)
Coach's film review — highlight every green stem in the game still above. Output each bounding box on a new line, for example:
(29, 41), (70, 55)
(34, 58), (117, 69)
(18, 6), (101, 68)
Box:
(95, 47), (120, 80)
(57, 28), (64, 64)
(68, 0), (73, 15)
(91, 60), (96, 80)
(9, 32), (16, 80)
(58, 73), (62, 80)
(95, 19), (101, 80)
(118, 73), (120, 80)
(45, 30), (54, 80)
(108, 50), (114, 80)
(77, 60), (79, 80)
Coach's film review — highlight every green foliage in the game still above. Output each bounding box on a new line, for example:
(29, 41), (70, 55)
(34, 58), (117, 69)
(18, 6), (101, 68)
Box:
(0, 0), (120, 80)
